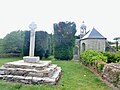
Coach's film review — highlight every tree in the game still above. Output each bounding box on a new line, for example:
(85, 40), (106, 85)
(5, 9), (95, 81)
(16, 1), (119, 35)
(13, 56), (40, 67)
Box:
(3, 30), (24, 55)
(54, 21), (76, 60)
(114, 37), (120, 51)
(0, 39), (4, 53)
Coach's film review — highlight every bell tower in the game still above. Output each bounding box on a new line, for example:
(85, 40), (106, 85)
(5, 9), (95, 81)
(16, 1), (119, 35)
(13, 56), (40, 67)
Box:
(80, 21), (87, 39)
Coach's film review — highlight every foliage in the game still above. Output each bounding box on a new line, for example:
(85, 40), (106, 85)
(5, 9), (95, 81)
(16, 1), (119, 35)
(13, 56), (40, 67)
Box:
(104, 52), (118, 63)
(48, 34), (53, 55)
(44, 50), (49, 58)
(81, 50), (107, 65)
(81, 50), (120, 64)
(97, 63), (104, 71)
(23, 31), (30, 56)
(115, 51), (120, 62)
(3, 30), (24, 55)
(23, 31), (50, 59)
(0, 39), (4, 53)
(113, 37), (120, 40)
(54, 21), (76, 60)
(113, 37), (120, 51)
(0, 57), (111, 90)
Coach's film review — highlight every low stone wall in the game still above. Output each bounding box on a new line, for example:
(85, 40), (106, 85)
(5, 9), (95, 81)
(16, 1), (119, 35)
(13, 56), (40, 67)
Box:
(102, 63), (120, 88)
(85, 60), (120, 88)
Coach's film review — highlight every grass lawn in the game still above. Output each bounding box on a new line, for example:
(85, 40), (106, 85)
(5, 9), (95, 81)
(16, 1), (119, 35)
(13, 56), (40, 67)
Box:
(0, 57), (112, 90)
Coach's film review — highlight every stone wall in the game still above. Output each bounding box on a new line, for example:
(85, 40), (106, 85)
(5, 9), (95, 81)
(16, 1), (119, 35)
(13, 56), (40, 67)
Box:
(80, 39), (106, 53)
(102, 63), (120, 88)
(87, 60), (120, 88)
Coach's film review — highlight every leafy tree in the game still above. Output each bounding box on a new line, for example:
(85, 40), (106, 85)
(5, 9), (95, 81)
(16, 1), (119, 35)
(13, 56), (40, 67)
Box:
(3, 30), (24, 55)
(113, 37), (120, 51)
(54, 21), (76, 60)
(0, 39), (4, 53)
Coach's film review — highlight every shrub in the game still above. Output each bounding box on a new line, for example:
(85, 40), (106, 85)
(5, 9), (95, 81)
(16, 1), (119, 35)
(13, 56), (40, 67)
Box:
(97, 63), (104, 71)
(101, 51), (120, 63)
(114, 51), (120, 63)
(81, 50), (107, 65)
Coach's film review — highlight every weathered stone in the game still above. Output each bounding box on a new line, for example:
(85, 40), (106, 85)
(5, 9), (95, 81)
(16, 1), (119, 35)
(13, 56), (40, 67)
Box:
(6, 75), (13, 81)
(0, 60), (61, 84)
(0, 71), (5, 75)
(2, 75), (8, 80)
(23, 56), (39, 63)
(13, 76), (25, 82)
(20, 80), (29, 84)
(32, 77), (43, 84)
(3, 60), (52, 70)
(0, 75), (3, 80)
(103, 63), (120, 87)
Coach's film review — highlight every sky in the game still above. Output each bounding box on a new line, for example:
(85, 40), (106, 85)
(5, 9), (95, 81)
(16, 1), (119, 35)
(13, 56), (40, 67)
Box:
(0, 0), (120, 41)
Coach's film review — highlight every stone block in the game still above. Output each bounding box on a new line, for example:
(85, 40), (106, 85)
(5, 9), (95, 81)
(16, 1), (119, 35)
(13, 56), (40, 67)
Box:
(23, 56), (40, 63)
(6, 75), (13, 81)
(0, 75), (3, 80)
(0, 71), (5, 75)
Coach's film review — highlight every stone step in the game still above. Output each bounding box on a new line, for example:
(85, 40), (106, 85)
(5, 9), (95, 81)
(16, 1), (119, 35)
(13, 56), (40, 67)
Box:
(0, 64), (58, 77)
(3, 60), (52, 70)
(0, 67), (61, 84)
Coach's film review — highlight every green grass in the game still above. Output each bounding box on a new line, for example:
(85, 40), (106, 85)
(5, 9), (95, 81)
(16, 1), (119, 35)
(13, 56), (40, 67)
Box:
(0, 57), (22, 66)
(0, 57), (112, 90)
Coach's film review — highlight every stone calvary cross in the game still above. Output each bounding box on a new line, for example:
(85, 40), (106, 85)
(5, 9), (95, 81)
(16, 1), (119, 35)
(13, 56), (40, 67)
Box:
(0, 22), (62, 84)
(29, 22), (37, 57)
(23, 22), (40, 63)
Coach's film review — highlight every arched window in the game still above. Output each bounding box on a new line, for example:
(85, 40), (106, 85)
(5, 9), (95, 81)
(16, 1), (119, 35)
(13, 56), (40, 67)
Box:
(82, 43), (85, 52)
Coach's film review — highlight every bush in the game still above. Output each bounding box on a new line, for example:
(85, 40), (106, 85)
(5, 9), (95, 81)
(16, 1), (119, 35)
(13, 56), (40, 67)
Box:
(114, 51), (120, 63)
(102, 52), (117, 63)
(54, 45), (73, 60)
(81, 50), (107, 65)
(97, 63), (104, 71)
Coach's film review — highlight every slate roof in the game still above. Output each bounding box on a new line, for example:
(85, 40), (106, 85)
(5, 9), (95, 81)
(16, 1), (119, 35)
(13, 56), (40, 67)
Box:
(81, 28), (106, 39)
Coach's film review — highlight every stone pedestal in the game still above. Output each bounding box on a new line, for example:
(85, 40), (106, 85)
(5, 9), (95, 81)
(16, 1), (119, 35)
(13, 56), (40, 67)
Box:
(0, 60), (61, 84)
(23, 56), (39, 63)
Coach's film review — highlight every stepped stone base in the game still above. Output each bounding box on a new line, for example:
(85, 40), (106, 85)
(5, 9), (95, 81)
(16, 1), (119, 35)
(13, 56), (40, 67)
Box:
(0, 60), (61, 84)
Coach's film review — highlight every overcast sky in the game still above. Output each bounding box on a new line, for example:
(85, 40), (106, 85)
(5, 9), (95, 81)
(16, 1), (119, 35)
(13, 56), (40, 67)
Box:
(0, 0), (120, 41)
